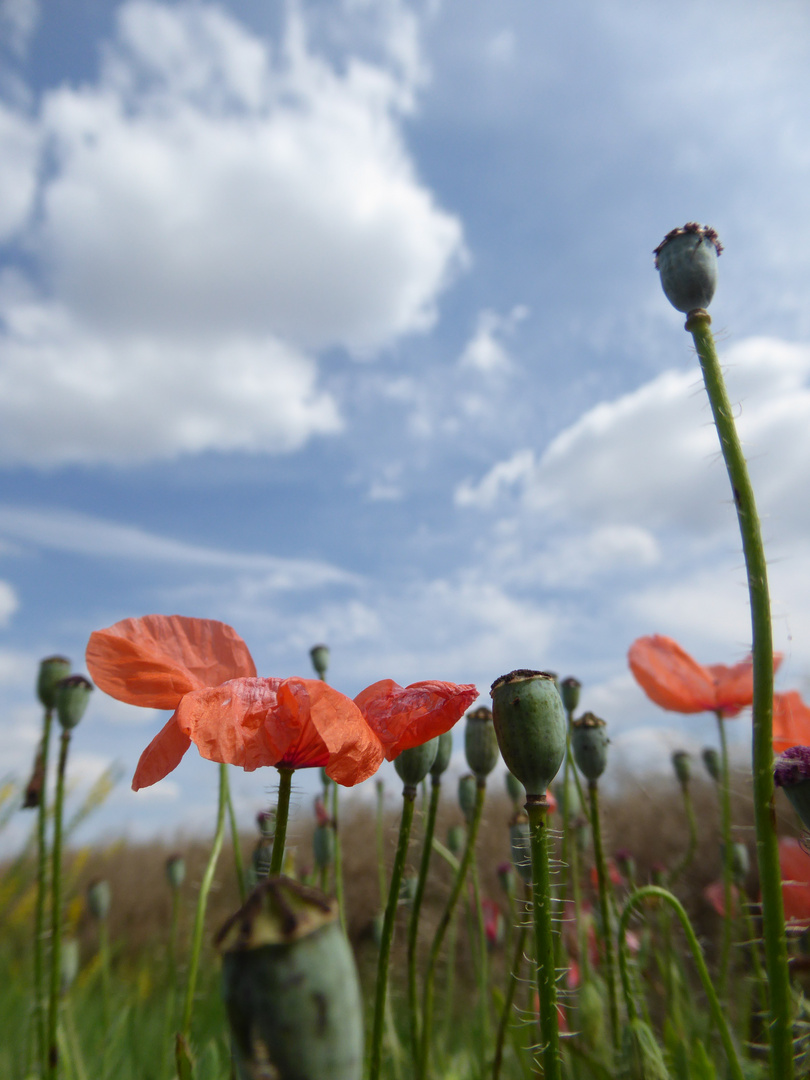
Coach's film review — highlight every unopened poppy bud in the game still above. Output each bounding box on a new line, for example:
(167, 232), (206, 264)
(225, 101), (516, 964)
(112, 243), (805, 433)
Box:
(313, 823), (334, 871)
(309, 644), (330, 680)
(458, 773), (477, 824)
(60, 937), (80, 994)
(614, 849), (635, 882)
(430, 730), (453, 780)
(672, 750), (691, 788)
(619, 1017), (670, 1080)
(23, 748), (45, 809)
(54, 675), (92, 730)
(447, 824), (465, 856)
(509, 813), (532, 885)
(560, 676), (581, 715)
(166, 854), (186, 890)
(505, 770), (526, 807)
(37, 655), (71, 710)
(464, 706), (500, 780)
(218, 878), (364, 1080)
(702, 746), (721, 783)
(774, 746), (810, 831)
(571, 712), (609, 782)
(394, 737), (439, 790)
(654, 223), (722, 314)
(651, 863), (667, 887)
(490, 670), (566, 798)
(86, 878), (111, 920)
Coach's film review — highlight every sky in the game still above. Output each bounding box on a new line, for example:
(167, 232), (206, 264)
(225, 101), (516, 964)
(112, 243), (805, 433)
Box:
(2, 0), (810, 853)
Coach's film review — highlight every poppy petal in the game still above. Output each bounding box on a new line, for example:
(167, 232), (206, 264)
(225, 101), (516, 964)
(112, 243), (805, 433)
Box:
(773, 692), (810, 754)
(628, 635), (716, 713)
(131, 713), (191, 790)
(355, 679), (479, 760)
(87, 615), (257, 709)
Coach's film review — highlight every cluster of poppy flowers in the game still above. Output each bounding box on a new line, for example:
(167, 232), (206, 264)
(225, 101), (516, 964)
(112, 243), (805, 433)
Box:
(86, 614), (478, 791)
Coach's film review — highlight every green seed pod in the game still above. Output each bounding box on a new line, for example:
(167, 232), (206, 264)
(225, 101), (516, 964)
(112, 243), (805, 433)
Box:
(86, 878), (111, 920)
(309, 644), (330, 680)
(571, 712), (609, 782)
(37, 655), (71, 710)
(54, 675), (93, 730)
(490, 670), (566, 797)
(60, 937), (80, 995)
(702, 746), (721, 783)
(218, 878), (364, 1080)
(313, 823), (335, 871)
(671, 750), (691, 788)
(464, 706), (500, 780)
(447, 824), (465, 857)
(617, 1017), (671, 1080)
(559, 676), (581, 715)
(165, 854), (185, 890)
(654, 223), (722, 314)
(394, 737), (439, 790)
(430, 730), (453, 780)
(457, 773), (477, 824)
(505, 770), (526, 808)
(509, 813), (532, 886)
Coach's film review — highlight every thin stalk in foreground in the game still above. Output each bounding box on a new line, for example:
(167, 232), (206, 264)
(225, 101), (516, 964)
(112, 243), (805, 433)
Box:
(269, 766), (294, 876)
(618, 885), (745, 1080)
(492, 899), (530, 1080)
(688, 309), (792, 1079)
(407, 777), (441, 1060)
(331, 779), (347, 933)
(46, 729), (71, 1080)
(225, 768), (246, 904)
(526, 794), (561, 1080)
(587, 780), (620, 1055)
(715, 708), (735, 998)
(668, 779), (698, 886)
(33, 707), (53, 1072)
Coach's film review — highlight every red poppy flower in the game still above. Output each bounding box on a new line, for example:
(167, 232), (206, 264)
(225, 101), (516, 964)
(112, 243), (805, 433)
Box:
(779, 837), (810, 929)
(773, 692), (810, 754)
(628, 634), (781, 718)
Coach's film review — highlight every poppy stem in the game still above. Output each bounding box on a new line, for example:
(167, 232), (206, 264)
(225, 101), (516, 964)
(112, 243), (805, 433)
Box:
(33, 706), (53, 1074)
(687, 310), (793, 1079)
(526, 795), (562, 1080)
(225, 770), (247, 904)
(269, 766), (294, 876)
(46, 728), (71, 1080)
(492, 891), (530, 1080)
(715, 708), (735, 999)
(668, 779), (698, 886)
(369, 784), (417, 1080)
(587, 779), (620, 1056)
(407, 775), (441, 1063)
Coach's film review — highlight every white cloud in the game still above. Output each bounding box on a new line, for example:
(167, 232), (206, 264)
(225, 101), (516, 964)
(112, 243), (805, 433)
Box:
(0, 0), (39, 58)
(455, 448), (535, 508)
(458, 305), (527, 374)
(0, 580), (17, 626)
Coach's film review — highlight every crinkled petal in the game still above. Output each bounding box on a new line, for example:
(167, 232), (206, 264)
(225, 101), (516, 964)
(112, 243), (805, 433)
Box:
(132, 713), (191, 790)
(779, 837), (810, 928)
(355, 679), (479, 760)
(277, 679), (384, 785)
(773, 691), (810, 754)
(628, 635), (716, 713)
(87, 615), (256, 709)
(175, 678), (290, 770)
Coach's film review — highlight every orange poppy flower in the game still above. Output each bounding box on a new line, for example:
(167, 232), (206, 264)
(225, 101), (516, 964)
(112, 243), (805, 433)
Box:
(628, 634), (781, 717)
(773, 692), (810, 754)
(778, 837), (810, 929)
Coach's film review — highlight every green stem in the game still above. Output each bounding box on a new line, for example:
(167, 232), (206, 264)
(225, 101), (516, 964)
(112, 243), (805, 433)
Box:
(331, 779), (347, 933)
(33, 707), (53, 1073)
(492, 915), (529, 1080)
(376, 781), (387, 905)
(471, 858), (490, 1072)
(46, 728), (70, 1080)
(587, 780), (620, 1055)
(179, 762), (228, 1042)
(369, 786), (417, 1080)
(618, 885), (745, 1080)
(418, 780), (486, 1080)
(715, 710), (735, 998)
(269, 766), (294, 877)
(526, 796), (561, 1080)
(224, 768), (246, 904)
(688, 310), (792, 1079)
(669, 782), (698, 885)
(407, 777), (441, 1060)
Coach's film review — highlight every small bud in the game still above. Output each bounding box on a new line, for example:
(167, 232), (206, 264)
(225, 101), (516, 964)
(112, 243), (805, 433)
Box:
(457, 773), (477, 824)
(257, 809), (276, 838)
(447, 824), (465, 857)
(37, 655), (71, 710)
(310, 644), (330, 680)
(394, 737), (439, 790)
(774, 747), (810, 831)
(464, 706), (500, 780)
(430, 730), (453, 780)
(218, 878), (364, 1080)
(671, 750), (691, 788)
(86, 878), (111, 920)
(560, 676), (581, 715)
(654, 223), (722, 314)
(650, 863), (667, 887)
(23, 748), (45, 809)
(54, 675), (93, 730)
(614, 849), (635, 883)
(490, 670), (567, 797)
(60, 937), (80, 995)
(313, 823), (335, 871)
(509, 812), (532, 885)
(165, 854), (186, 890)
(505, 770), (526, 807)
(571, 712), (609, 782)
(702, 747), (721, 783)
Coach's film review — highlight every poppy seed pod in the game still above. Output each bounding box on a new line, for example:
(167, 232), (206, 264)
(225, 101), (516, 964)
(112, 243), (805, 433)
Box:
(571, 712), (609, 782)
(447, 823), (465, 856)
(86, 878), (111, 920)
(37, 655), (71, 710)
(671, 750), (691, 788)
(218, 878), (364, 1080)
(490, 670), (566, 798)
(394, 737), (439, 790)
(430, 730), (453, 780)
(774, 746), (810, 832)
(464, 706), (500, 780)
(309, 644), (330, 680)
(458, 773), (477, 824)
(54, 675), (93, 730)
(702, 747), (721, 783)
(654, 223), (722, 314)
(509, 813), (532, 886)
(560, 676), (581, 715)
(505, 769), (526, 808)
(165, 854), (185, 889)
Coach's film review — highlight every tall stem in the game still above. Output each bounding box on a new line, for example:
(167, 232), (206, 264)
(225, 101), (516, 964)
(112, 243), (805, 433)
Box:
(688, 310), (792, 1079)
(407, 778), (441, 1060)
(669, 782), (698, 886)
(715, 710), (735, 998)
(46, 728), (70, 1080)
(33, 707), (53, 1072)
(526, 795), (561, 1080)
(269, 766), (294, 876)
(588, 780), (620, 1055)
(224, 768), (246, 904)
(369, 786), (416, 1080)
(331, 779), (347, 933)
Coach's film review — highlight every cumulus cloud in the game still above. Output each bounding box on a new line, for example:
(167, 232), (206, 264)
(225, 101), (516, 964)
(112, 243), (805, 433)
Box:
(0, 0), (465, 465)
(458, 305), (527, 374)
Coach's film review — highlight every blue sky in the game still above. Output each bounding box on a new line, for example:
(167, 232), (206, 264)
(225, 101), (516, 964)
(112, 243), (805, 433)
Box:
(2, 0), (810, 852)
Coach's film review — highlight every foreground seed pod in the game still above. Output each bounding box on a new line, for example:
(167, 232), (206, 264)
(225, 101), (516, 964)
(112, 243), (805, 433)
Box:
(464, 706), (500, 780)
(571, 712), (609, 782)
(394, 737), (439, 789)
(218, 877), (363, 1080)
(37, 656), (71, 710)
(490, 671), (566, 797)
(774, 746), (810, 831)
(654, 223), (722, 314)
(54, 675), (93, 730)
